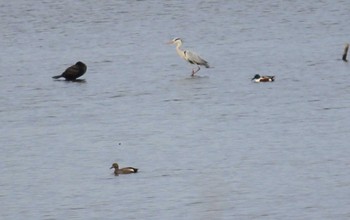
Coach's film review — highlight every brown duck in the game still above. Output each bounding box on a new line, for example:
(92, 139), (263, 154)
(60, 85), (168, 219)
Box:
(110, 163), (138, 176)
(52, 61), (87, 81)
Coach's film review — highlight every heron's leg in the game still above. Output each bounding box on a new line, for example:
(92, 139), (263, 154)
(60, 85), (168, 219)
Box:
(191, 66), (201, 76)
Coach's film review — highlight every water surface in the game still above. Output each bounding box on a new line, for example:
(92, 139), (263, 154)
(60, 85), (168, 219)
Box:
(1, 1), (350, 219)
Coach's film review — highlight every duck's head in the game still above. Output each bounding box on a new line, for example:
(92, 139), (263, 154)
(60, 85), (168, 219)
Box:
(251, 74), (261, 80)
(110, 163), (119, 169)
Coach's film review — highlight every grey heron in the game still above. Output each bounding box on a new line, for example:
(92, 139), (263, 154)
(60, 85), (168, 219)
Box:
(52, 61), (87, 81)
(168, 38), (210, 77)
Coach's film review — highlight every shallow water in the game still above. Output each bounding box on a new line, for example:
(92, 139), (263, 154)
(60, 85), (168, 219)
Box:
(1, 1), (350, 219)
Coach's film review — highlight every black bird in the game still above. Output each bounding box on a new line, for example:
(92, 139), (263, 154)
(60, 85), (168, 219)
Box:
(342, 43), (349, 62)
(52, 61), (87, 81)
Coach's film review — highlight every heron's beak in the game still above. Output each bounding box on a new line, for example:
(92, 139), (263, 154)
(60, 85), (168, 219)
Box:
(166, 40), (174, 44)
(110, 166), (113, 169)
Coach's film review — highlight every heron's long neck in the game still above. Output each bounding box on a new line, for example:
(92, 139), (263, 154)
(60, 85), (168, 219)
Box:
(175, 42), (184, 57)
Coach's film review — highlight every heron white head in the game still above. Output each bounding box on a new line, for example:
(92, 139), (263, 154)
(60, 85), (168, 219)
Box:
(167, 37), (183, 46)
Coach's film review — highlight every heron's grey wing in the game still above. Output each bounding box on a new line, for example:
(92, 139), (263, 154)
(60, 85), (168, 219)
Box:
(184, 50), (209, 67)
